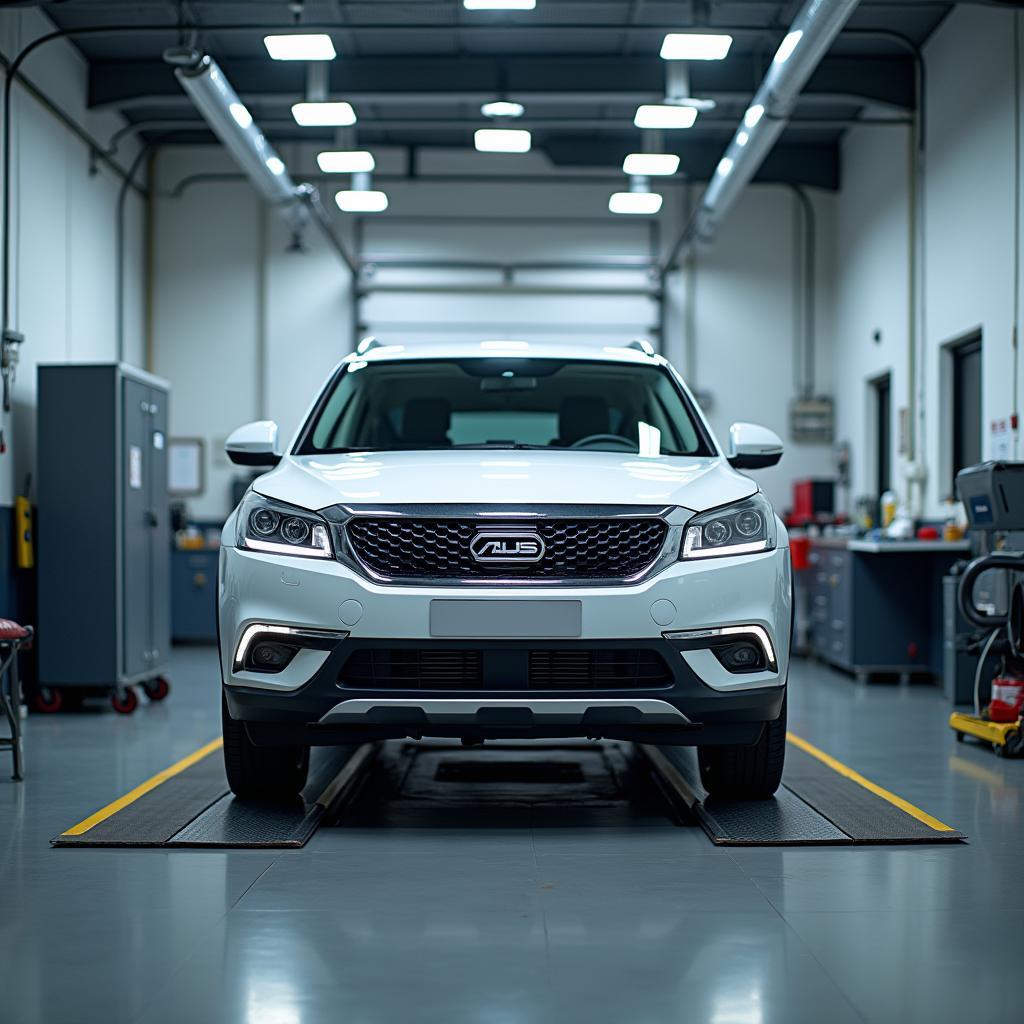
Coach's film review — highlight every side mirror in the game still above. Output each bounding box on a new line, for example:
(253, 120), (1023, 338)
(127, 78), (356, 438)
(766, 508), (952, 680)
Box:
(225, 421), (281, 467)
(727, 422), (783, 470)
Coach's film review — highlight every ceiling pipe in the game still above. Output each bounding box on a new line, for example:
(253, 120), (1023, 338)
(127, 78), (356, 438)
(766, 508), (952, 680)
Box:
(663, 0), (861, 270)
(172, 52), (308, 237)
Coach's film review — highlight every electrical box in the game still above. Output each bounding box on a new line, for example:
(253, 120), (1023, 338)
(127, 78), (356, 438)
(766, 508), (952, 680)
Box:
(37, 364), (171, 689)
(789, 396), (834, 444)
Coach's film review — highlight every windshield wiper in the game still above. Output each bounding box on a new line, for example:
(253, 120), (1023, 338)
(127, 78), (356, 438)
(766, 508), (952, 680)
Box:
(447, 442), (551, 450)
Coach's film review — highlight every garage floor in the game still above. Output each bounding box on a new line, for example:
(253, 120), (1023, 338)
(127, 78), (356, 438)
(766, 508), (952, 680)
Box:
(1, 650), (1019, 1024)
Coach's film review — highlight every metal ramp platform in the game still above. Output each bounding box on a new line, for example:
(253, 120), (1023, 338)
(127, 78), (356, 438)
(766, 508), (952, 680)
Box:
(641, 739), (966, 845)
(53, 743), (376, 848)
(53, 733), (964, 849)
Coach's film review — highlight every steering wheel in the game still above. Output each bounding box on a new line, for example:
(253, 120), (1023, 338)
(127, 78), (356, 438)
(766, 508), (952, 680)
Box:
(569, 433), (636, 451)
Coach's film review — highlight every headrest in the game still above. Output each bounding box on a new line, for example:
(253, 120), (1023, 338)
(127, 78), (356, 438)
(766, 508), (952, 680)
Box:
(403, 397), (451, 444)
(559, 395), (610, 445)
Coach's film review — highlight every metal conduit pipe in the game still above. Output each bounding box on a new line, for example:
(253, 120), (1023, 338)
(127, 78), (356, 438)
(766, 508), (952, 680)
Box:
(664, 0), (862, 268)
(173, 54), (308, 238)
(171, 53), (357, 275)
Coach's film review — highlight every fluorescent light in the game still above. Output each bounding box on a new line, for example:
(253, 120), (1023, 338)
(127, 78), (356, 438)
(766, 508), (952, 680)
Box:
(660, 33), (733, 61)
(292, 101), (357, 127)
(475, 128), (532, 152)
(264, 34), (337, 61)
(174, 56), (296, 207)
(481, 100), (525, 118)
(335, 190), (389, 213)
(744, 104), (765, 129)
(317, 150), (376, 173)
(736, 130), (749, 147)
(716, 156), (734, 177)
(609, 192), (663, 215)
(265, 156), (285, 175)
(623, 153), (680, 176)
(633, 104), (698, 129)
(229, 102), (252, 129)
(464, 0), (536, 9)
(774, 29), (803, 65)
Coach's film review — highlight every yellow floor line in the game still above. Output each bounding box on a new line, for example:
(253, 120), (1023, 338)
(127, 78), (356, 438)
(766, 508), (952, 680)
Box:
(61, 737), (223, 837)
(786, 731), (956, 833)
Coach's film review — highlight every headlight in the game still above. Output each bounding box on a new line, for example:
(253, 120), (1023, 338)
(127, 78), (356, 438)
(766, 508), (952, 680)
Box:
(681, 493), (776, 560)
(236, 492), (333, 559)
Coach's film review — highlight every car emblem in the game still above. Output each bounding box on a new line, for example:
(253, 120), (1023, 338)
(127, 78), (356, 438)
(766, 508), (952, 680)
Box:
(470, 530), (546, 564)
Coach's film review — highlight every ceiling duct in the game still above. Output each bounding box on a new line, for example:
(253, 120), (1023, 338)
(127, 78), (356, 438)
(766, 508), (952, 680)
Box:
(684, 0), (861, 249)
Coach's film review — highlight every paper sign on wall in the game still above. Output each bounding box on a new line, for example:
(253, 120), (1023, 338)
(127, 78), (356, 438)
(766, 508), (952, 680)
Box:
(991, 418), (1012, 460)
(129, 445), (143, 490)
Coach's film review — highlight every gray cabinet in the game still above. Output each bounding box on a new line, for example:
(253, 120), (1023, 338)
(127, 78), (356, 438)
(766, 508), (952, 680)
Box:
(806, 540), (964, 680)
(37, 364), (171, 690)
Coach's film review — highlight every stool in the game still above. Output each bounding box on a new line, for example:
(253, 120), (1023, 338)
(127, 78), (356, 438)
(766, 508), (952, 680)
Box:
(0, 619), (32, 781)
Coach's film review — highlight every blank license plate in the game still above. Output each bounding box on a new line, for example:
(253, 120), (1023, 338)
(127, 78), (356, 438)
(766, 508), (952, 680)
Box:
(429, 600), (583, 638)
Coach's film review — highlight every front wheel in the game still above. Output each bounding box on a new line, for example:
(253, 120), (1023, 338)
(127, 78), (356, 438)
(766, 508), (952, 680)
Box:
(222, 695), (310, 800)
(698, 694), (787, 800)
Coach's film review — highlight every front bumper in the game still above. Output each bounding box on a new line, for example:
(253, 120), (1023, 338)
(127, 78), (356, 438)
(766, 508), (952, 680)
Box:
(219, 540), (791, 745)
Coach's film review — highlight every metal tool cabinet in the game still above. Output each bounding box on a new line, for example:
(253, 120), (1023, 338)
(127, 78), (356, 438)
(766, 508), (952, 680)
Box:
(806, 538), (968, 682)
(36, 364), (171, 713)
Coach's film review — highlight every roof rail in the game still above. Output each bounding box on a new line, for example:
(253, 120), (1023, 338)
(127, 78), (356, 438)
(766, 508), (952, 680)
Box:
(627, 338), (656, 356)
(355, 336), (381, 355)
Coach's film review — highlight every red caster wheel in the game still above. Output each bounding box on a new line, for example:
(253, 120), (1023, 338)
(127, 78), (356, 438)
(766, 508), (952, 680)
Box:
(32, 687), (63, 714)
(111, 688), (139, 715)
(143, 677), (171, 702)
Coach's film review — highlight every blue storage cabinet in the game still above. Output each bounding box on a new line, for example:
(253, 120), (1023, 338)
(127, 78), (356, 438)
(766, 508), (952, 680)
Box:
(171, 548), (219, 642)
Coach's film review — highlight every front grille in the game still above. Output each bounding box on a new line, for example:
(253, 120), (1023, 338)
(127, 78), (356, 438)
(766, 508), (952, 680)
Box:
(345, 516), (668, 582)
(341, 649), (483, 690)
(527, 649), (672, 690)
(339, 647), (673, 691)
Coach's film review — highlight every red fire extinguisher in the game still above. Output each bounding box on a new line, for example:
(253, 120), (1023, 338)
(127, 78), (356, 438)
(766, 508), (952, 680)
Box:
(989, 676), (1024, 723)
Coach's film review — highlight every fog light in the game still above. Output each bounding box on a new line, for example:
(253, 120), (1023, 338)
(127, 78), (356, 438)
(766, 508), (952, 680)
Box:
(715, 641), (765, 673)
(248, 641), (297, 673)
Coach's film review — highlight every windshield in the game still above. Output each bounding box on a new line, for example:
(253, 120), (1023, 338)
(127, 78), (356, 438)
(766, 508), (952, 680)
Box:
(297, 357), (712, 457)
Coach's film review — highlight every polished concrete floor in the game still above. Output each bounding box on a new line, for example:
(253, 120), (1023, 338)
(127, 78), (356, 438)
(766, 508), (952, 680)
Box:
(1, 648), (1020, 1024)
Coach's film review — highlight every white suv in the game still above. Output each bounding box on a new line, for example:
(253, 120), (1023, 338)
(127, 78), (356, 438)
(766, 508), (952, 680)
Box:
(219, 340), (791, 801)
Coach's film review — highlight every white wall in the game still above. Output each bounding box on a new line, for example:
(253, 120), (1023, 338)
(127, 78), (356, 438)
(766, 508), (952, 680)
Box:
(689, 186), (835, 510)
(152, 146), (355, 519)
(832, 4), (1024, 519)
(152, 141), (832, 518)
(0, 8), (145, 507)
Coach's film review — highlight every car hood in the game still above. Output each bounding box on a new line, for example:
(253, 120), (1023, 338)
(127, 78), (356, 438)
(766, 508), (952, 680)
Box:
(253, 450), (758, 514)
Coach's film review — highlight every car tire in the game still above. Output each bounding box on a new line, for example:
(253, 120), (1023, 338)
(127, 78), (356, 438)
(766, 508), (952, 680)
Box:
(697, 693), (787, 800)
(222, 695), (310, 800)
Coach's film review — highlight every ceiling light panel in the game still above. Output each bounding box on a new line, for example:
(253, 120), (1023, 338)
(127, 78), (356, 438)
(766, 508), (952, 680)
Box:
(622, 153), (680, 176)
(336, 190), (389, 213)
(481, 101), (525, 118)
(475, 128), (532, 152)
(292, 101), (357, 127)
(633, 105), (698, 130)
(609, 192), (663, 215)
(659, 33), (733, 61)
(317, 150), (376, 173)
(264, 34), (337, 61)
(464, 1), (536, 9)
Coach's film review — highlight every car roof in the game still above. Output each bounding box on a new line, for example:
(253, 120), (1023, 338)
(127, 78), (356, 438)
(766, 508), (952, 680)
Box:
(341, 339), (666, 367)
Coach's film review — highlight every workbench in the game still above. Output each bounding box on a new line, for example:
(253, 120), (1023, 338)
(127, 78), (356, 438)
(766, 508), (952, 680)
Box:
(805, 537), (971, 681)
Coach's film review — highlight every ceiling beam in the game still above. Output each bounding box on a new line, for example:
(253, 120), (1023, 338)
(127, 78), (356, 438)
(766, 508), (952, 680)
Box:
(542, 136), (839, 188)
(88, 53), (915, 111)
